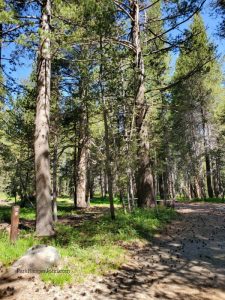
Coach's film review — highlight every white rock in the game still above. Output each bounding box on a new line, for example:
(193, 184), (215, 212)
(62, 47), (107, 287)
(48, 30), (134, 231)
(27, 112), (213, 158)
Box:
(3, 245), (60, 278)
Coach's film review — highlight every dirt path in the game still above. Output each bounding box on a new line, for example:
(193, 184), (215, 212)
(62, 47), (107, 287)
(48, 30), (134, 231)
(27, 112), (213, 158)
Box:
(1, 202), (225, 300)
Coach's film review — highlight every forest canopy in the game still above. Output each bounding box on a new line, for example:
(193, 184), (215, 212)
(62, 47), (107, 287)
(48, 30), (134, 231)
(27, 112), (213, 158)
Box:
(0, 0), (224, 236)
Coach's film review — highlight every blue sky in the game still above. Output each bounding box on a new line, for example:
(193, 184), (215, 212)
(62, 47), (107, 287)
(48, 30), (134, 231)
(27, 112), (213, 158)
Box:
(202, 2), (225, 59)
(2, 0), (225, 85)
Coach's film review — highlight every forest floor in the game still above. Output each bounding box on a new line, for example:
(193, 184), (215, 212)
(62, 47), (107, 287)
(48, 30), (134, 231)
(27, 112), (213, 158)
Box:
(0, 201), (225, 299)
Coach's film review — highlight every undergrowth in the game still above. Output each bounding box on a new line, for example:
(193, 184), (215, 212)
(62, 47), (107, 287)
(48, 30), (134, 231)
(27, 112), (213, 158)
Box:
(0, 203), (177, 286)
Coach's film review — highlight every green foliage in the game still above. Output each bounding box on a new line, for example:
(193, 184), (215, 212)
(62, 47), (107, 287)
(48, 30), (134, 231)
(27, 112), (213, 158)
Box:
(171, 13), (224, 198)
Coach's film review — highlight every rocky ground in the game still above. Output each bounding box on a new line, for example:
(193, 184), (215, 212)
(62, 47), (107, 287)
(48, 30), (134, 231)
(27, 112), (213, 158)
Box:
(1, 202), (225, 300)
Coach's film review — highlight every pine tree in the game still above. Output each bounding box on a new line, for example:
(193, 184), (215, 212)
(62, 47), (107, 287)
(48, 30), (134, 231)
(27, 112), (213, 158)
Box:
(35, 0), (54, 236)
(172, 14), (222, 199)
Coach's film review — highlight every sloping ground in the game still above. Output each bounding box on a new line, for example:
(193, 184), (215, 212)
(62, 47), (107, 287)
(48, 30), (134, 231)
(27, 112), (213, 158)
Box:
(0, 202), (225, 300)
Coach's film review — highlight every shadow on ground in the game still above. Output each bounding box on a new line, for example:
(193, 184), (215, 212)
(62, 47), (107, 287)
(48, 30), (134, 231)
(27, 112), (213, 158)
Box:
(92, 202), (225, 300)
(0, 203), (225, 299)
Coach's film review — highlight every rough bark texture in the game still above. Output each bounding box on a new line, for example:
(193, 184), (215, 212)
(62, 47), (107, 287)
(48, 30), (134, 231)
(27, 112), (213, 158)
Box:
(131, 0), (155, 207)
(35, 0), (54, 236)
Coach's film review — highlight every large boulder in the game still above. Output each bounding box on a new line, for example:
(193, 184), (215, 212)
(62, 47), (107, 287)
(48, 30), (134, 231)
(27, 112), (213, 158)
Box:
(2, 245), (60, 278)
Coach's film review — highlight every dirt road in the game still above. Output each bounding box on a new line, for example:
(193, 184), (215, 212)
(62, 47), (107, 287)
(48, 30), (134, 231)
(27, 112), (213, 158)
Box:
(1, 202), (225, 299)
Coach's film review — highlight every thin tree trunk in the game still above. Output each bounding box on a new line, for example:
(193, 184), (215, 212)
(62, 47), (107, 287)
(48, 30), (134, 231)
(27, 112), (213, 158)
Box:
(103, 108), (115, 219)
(120, 191), (127, 213)
(201, 109), (213, 198)
(215, 150), (222, 197)
(51, 62), (60, 222)
(0, 22), (4, 100)
(35, 0), (54, 236)
(131, 0), (155, 208)
(73, 142), (77, 207)
(103, 171), (107, 197)
(76, 139), (88, 208)
(100, 170), (104, 198)
(52, 136), (58, 222)
(158, 173), (164, 200)
(99, 36), (115, 219)
(0, 23), (2, 68)
(88, 169), (94, 200)
(76, 104), (88, 208)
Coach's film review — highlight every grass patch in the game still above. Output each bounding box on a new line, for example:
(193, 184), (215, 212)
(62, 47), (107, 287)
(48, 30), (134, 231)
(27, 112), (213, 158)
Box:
(0, 192), (15, 202)
(0, 204), (177, 286)
(90, 196), (121, 206)
(0, 206), (36, 222)
(176, 197), (225, 204)
(0, 230), (37, 265)
(190, 198), (225, 204)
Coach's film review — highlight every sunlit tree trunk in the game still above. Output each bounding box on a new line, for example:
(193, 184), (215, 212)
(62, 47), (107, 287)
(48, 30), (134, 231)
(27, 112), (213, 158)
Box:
(35, 0), (54, 236)
(76, 107), (88, 208)
(131, 0), (155, 207)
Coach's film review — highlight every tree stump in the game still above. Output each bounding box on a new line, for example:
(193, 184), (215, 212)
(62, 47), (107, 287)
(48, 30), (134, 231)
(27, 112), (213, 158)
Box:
(10, 206), (20, 243)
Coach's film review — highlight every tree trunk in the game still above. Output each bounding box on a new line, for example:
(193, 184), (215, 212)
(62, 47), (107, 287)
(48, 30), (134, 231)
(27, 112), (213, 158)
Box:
(76, 141), (88, 208)
(103, 171), (108, 197)
(131, 0), (155, 207)
(103, 108), (115, 219)
(158, 173), (164, 200)
(100, 170), (104, 198)
(99, 36), (115, 219)
(76, 105), (88, 208)
(201, 109), (213, 198)
(0, 23), (2, 68)
(52, 136), (58, 222)
(51, 62), (60, 222)
(73, 142), (77, 207)
(0, 22), (4, 101)
(35, 0), (54, 236)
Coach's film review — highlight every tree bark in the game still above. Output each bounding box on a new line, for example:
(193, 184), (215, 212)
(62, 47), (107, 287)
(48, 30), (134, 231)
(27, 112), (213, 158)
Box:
(103, 107), (115, 219)
(35, 0), (54, 236)
(100, 170), (104, 198)
(76, 138), (88, 208)
(103, 171), (108, 197)
(76, 104), (88, 208)
(131, 0), (155, 207)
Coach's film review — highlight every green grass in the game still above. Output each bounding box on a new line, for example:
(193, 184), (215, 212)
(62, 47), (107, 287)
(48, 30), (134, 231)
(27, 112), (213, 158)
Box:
(0, 200), (177, 286)
(0, 191), (15, 202)
(0, 230), (37, 265)
(176, 196), (225, 203)
(0, 206), (36, 222)
(190, 197), (225, 203)
(90, 196), (121, 206)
